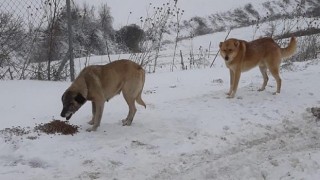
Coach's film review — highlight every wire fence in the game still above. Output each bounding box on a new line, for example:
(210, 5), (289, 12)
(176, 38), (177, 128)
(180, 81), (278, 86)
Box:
(1, 0), (319, 80)
(0, 0), (46, 30)
(0, 0), (73, 80)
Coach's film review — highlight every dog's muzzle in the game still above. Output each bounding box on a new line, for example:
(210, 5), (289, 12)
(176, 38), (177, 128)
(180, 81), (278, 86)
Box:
(60, 108), (73, 120)
(224, 56), (229, 61)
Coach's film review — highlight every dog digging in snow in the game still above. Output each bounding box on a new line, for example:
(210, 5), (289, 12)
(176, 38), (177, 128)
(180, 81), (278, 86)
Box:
(219, 36), (297, 98)
(60, 59), (146, 132)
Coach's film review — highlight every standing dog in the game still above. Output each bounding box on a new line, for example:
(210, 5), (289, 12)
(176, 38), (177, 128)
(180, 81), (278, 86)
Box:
(60, 59), (146, 131)
(219, 36), (297, 98)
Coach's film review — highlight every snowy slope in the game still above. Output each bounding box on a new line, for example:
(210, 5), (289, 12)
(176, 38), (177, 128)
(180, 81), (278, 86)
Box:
(77, 0), (268, 28)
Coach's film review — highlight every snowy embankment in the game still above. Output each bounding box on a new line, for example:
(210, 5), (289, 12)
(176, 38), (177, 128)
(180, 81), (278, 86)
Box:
(0, 55), (320, 179)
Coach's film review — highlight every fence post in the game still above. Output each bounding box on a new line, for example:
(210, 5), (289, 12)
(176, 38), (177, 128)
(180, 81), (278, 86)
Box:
(66, 0), (75, 81)
(210, 28), (232, 68)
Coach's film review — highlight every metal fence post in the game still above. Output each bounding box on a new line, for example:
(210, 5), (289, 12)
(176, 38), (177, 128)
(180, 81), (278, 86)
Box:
(66, 0), (75, 81)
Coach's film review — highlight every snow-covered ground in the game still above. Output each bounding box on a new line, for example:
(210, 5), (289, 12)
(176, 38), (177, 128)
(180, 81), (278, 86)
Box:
(1, 52), (320, 179)
(1, 0), (320, 179)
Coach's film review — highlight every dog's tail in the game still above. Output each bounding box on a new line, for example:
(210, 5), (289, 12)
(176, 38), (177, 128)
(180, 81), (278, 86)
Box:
(280, 36), (297, 58)
(136, 67), (146, 108)
(136, 91), (146, 108)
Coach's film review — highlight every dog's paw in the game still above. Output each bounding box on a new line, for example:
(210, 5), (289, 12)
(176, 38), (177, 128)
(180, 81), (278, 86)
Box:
(88, 120), (94, 125)
(86, 127), (97, 132)
(226, 93), (235, 99)
(122, 119), (132, 126)
(258, 88), (265, 92)
(272, 92), (279, 95)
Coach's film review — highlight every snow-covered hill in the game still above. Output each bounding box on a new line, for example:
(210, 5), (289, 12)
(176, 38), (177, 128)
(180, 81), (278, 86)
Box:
(77, 0), (268, 28)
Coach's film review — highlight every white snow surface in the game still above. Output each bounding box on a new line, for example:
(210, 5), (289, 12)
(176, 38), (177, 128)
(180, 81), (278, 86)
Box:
(1, 1), (320, 179)
(1, 54), (320, 179)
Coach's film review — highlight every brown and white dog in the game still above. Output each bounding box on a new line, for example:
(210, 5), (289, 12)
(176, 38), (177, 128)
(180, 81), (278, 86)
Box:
(219, 36), (297, 98)
(60, 59), (146, 131)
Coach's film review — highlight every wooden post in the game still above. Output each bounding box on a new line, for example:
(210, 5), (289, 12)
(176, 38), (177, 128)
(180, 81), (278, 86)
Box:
(66, 0), (75, 81)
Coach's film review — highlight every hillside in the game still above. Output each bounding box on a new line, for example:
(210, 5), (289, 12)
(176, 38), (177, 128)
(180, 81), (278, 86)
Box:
(176, 0), (320, 38)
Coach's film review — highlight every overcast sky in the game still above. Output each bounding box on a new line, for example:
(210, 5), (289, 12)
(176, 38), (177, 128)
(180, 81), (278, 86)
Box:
(76, 0), (268, 28)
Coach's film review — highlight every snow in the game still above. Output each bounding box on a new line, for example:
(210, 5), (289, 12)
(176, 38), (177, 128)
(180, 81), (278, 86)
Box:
(1, 0), (320, 179)
(1, 54), (320, 179)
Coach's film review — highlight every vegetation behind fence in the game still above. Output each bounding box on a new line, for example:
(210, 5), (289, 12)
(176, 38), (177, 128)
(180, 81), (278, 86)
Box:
(0, 0), (319, 80)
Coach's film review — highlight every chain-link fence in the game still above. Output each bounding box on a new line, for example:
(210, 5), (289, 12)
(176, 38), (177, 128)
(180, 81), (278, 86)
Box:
(1, 0), (46, 29)
(0, 0), (74, 80)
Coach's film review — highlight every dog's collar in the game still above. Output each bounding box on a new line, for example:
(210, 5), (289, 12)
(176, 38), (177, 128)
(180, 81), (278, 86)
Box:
(75, 93), (87, 104)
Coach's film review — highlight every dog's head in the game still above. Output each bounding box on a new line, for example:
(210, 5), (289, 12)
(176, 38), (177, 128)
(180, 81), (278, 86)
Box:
(219, 39), (241, 62)
(60, 91), (86, 120)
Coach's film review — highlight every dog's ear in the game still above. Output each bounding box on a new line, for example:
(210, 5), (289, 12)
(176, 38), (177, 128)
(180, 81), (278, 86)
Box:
(219, 42), (223, 48)
(75, 93), (86, 104)
(234, 41), (239, 47)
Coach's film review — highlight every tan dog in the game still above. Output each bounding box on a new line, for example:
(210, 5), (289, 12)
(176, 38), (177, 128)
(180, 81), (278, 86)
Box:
(219, 36), (297, 98)
(60, 59), (146, 131)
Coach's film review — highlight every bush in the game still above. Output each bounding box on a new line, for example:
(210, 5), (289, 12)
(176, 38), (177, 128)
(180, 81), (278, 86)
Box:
(190, 16), (213, 36)
(115, 24), (144, 53)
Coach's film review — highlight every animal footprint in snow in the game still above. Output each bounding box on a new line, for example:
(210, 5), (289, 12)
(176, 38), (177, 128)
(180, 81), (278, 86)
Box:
(131, 140), (158, 150)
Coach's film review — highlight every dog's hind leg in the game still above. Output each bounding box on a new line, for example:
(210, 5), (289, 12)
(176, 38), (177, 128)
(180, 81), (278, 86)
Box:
(122, 92), (137, 126)
(258, 65), (269, 91)
(269, 66), (281, 95)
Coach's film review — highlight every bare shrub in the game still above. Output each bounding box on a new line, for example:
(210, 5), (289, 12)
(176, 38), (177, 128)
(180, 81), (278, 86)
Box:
(128, 1), (183, 72)
(289, 35), (320, 62)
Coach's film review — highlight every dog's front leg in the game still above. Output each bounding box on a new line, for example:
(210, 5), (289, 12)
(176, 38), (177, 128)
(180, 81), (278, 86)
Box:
(228, 69), (241, 98)
(88, 101), (95, 125)
(226, 69), (234, 96)
(86, 101), (105, 132)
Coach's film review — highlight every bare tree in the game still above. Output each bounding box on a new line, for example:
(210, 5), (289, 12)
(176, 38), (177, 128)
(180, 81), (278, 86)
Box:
(0, 13), (26, 79)
(43, 0), (63, 80)
(98, 3), (114, 63)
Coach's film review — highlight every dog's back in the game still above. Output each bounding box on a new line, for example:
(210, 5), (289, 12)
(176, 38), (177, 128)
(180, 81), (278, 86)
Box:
(105, 60), (146, 108)
(92, 60), (145, 105)
(246, 37), (296, 59)
(245, 38), (280, 58)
